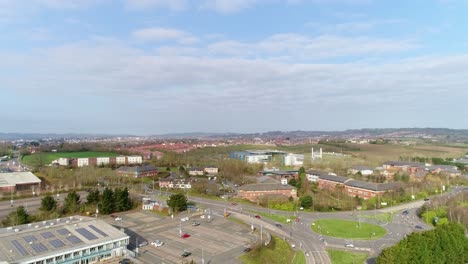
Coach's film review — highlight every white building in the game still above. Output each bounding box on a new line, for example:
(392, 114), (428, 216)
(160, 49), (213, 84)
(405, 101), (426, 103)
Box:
(348, 166), (374, 176)
(280, 178), (288, 185)
(245, 154), (271, 164)
(204, 166), (218, 175)
(0, 216), (129, 264)
(76, 158), (89, 167)
(284, 153), (304, 166)
(58, 158), (69, 166)
(126, 156), (142, 165)
(96, 157), (110, 166)
(115, 156), (126, 165)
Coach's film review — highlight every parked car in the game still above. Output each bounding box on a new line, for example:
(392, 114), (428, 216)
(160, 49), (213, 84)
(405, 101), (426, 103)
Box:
(295, 217), (300, 222)
(254, 215), (261, 219)
(200, 215), (206, 219)
(275, 223), (282, 228)
(151, 240), (164, 247)
(402, 210), (409, 215)
(181, 233), (191, 239)
(180, 217), (189, 222)
(415, 225), (423, 229)
(139, 241), (148, 247)
(424, 198), (430, 201)
(231, 202), (238, 206)
(115, 217), (122, 221)
(243, 248), (251, 253)
(192, 222), (200, 226)
(119, 259), (131, 264)
(181, 250), (191, 258)
(345, 243), (354, 248)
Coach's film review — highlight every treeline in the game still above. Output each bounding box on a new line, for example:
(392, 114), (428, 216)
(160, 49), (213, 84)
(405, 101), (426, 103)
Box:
(1, 188), (133, 227)
(405, 156), (467, 171)
(376, 223), (468, 264)
(419, 191), (468, 230)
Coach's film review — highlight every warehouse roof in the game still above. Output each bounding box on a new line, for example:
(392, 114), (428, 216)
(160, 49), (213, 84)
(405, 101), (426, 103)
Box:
(0, 216), (128, 263)
(0, 172), (41, 188)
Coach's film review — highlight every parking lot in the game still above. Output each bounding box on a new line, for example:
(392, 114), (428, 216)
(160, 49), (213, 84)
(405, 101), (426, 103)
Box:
(104, 211), (255, 264)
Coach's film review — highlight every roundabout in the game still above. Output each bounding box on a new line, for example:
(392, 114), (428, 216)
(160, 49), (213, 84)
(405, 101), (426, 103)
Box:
(311, 219), (387, 240)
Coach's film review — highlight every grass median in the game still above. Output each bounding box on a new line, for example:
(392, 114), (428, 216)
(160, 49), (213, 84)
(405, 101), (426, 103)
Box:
(327, 249), (369, 264)
(311, 219), (386, 240)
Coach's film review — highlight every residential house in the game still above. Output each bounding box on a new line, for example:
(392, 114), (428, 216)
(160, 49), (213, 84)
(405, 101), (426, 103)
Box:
(188, 167), (204, 176)
(204, 166), (219, 175)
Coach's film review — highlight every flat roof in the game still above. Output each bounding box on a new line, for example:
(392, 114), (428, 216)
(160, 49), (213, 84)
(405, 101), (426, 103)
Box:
(0, 172), (41, 188)
(0, 216), (128, 263)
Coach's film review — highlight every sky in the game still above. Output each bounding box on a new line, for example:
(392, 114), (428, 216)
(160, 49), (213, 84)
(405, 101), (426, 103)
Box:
(1, 0), (468, 135)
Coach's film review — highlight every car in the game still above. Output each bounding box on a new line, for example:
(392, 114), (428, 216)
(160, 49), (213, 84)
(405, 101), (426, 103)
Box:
(119, 259), (131, 264)
(115, 217), (122, 221)
(192, 222), (200, 226)
(402, 210), (409, 215)
(232, 202), (238, 206)
(424, 198), (430, 201)
(139, 241), (148, 247)
(180, 217), (189, 222)
(181, 251), (192, 258)
(295, 217), (300, 222)
(200, 215), (206, 219)
(151, 240), (164, 247)
(305, 251), (310, 257)
(345, 243), (354, 248)
(275, 223), (282, 228)
(415, 225), (423, 229)
(243, 247), (251, 253)
(254, 215), (261, 219)
(300, 207), (304, 210)
(181, 233), (191, 238)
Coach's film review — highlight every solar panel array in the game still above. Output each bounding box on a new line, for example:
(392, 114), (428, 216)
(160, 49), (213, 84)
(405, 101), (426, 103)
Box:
(57, 228), (69, 235)
(49, 239), (66, 248)
(66, 235), (83, 244)
(11, 240), (29, 256)
(24, 235), (37, 243)
(89, 225), (108, 237)
(31, 242), (48, 253)
(41, 232), (55, 239)
(76, 228), (98, 240)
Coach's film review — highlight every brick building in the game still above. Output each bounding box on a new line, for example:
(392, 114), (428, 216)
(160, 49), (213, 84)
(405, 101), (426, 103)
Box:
(237, 183), (297, 202)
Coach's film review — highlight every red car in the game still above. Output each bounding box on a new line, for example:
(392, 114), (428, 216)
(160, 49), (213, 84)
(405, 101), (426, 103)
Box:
(254, 215), (261, 219)
(181, 233), (191, 239)
(295, 217), (300, 222)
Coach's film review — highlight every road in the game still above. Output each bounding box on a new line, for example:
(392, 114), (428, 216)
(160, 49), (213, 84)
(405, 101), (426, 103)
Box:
(0, 191), (88, 219)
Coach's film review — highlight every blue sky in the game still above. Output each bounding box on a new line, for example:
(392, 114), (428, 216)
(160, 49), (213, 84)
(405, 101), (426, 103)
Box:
(1, 0), (468, 135)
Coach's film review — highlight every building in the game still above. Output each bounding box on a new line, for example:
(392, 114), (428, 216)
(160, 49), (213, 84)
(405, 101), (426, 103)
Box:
(306, 170), (329, 182)
(158, 173), (191, 189)
(203, 166), (218, 175)
(237, 183), (297, 202)
(426, 165), (461, 177)
(116, 166), (158, 178)
(382, 161), (425, 173)
(0, 216), (129, 264)
(52, 156), (143, 168)
(0, 172), (41, 193)
(187, 167), (204, 176)
(317, 174), (400, 200)
(348, 166), (374, 176)
(283, 153), (304, 166)
(230, 150), (287, 164)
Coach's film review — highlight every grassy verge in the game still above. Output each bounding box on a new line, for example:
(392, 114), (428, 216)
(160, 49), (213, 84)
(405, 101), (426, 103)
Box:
(239, 235), (296, 264)
(311, 219), (386, 240)
(292, 250), (306, 264)
(327, 249), (369, 264)
(246, 210), (293, 224)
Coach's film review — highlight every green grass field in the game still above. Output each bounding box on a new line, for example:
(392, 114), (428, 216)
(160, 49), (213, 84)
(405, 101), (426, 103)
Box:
(239, 236), (296, 264)
(311, 219), (386, 240)
(327, 249), (369, 264)
(292, 251), (306, 264)
(22, 151), (120, 166)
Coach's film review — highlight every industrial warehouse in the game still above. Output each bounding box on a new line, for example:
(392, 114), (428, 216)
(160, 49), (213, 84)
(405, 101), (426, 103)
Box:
(0, 216), (129, 264)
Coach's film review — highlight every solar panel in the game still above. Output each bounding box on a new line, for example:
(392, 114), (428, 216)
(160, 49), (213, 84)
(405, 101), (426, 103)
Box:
(89, 225), (108, 237)
(31, 242), (48, 253)
(57, 228), (69, 235)
(23, 235), (37, 243)
(49, 239), (65, 248)
(75, 228), (98, 240)
(41, 232), (55, 239)
(11, 240), (29, 256)
(66, 235), (83, 244)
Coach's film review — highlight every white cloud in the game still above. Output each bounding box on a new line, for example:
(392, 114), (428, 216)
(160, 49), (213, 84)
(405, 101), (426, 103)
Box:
(133, 27), (198, 44)
(124, 0), (186, 10)
(200, 0), (259, 13)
